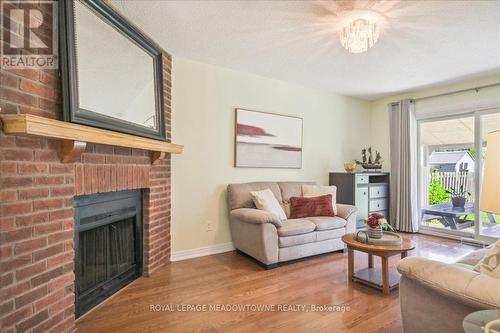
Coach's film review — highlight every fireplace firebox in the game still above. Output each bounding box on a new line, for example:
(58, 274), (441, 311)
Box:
(74, 190), (143, 317)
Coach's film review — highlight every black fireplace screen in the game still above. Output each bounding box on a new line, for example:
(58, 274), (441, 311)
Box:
(74, 190), (142, 317)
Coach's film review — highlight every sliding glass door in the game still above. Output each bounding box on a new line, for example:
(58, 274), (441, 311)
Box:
(419, 116), (476, 236)
(418, 110), (500, 241)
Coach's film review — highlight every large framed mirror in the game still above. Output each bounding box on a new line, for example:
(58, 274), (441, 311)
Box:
(60, 0), (166, 140)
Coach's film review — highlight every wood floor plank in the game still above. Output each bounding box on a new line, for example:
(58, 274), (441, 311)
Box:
(76, 234), (476, 333)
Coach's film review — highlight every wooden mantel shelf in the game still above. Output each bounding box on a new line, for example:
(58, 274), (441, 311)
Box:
(0, 114), (183, 164)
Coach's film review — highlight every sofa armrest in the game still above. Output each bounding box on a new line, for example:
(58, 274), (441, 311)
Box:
(336, 204), (357, 220)
(337, 204), (357, 235)
(230, 208), (282, 227)
(398, 257), (500, 309)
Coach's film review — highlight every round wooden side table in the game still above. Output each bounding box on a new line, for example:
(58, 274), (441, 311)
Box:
(341, 233), (415, 294)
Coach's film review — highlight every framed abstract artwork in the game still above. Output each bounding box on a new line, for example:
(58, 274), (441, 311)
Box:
(235, 108), (303, 168)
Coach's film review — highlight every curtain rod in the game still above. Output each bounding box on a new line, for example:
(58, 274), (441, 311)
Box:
(390, 82), (500, 105)
(414, 82), (500, 102)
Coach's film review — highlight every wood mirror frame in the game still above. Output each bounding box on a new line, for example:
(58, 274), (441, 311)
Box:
(59, 0), (166, 141)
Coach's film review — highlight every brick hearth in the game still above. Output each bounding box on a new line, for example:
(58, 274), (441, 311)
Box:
(0, 28), (172, 333)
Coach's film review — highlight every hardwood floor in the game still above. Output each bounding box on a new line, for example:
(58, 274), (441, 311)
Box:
(76, 234), (476, 333)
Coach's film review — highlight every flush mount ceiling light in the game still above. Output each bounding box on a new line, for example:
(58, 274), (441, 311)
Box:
(340, 18), (379, 54)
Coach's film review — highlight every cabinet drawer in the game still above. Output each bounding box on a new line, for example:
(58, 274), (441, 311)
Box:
(369, 185), (388, 198)
(355, 187), (369, 222)
(369, 198), (388, 212)
(356, 175), (369, 184)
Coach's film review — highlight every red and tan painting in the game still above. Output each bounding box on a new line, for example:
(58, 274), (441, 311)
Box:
(235, 109), (303, 168)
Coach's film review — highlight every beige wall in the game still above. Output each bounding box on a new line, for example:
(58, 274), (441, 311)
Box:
(171, 57), (371, 253)
(370, 73), (500, 171)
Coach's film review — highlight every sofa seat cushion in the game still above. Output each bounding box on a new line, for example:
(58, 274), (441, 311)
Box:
(316, 228), (345, 241)
(277, 219), (316, 237)
(456, 248), (489, 266)
(308, 216), (346, 231)
(279, 233), (316, 248)
(279, 228), (346, 248)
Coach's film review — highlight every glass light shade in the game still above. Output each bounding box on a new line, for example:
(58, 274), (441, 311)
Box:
(480, 130), (500, 214)
(340, 19), (379, 54)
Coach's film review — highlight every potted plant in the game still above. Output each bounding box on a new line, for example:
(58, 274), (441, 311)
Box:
(446, 185), (471, 208)
(365, 213), (393, 239)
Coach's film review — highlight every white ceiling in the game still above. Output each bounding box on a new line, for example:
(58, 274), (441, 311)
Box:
(110, 0), (500, 100)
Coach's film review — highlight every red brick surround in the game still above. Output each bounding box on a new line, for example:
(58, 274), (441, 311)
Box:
(0, 18), (172, 333)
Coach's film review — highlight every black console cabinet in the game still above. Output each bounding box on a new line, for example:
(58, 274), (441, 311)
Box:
(329, 172), (390, 229)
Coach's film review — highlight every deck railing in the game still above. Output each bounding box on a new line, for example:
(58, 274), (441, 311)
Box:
(422, 171), (475, 206)
(435, 171), (474, 195)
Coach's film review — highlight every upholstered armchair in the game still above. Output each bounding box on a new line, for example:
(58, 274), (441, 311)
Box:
(397, 248), (500, 333)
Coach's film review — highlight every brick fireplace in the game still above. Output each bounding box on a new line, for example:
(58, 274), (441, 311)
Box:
(0, 40), (172, 333)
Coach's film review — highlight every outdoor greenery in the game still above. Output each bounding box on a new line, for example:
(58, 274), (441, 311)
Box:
(427, 170), (500, 224)
(425, 149), (500, 234)
(428, 171), (449, 204)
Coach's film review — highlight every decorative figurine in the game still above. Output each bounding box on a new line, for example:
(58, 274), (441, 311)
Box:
(355, 147), (383, 171)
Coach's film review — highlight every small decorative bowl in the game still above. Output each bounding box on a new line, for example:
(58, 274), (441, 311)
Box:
(344, 163), (356, 173)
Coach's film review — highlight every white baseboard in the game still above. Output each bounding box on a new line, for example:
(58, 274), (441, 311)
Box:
(418, 229), (492, 247)
(170, 242), (235, 261)
(418, 229), (465, 241)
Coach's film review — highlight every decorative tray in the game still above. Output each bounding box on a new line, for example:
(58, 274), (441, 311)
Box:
(354, 231), (402, 246)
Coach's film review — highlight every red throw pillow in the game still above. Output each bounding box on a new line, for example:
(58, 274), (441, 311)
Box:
(289, 194), (335, 219)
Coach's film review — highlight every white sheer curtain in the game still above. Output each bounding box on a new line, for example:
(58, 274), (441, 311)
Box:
(389, 100), (419, 232)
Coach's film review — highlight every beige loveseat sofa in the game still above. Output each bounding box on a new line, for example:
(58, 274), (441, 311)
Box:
(227, 181), (357, 269)
(398, 248), (500, 333)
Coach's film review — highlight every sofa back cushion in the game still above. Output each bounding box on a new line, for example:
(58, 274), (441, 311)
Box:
(289, 194), (335, 219)
(227, 182), (282, 211)
(278, 181), (315, 217)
